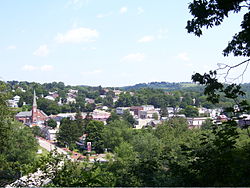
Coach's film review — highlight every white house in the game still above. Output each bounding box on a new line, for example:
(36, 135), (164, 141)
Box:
(116, 107), (130, 115)
(8, 95), (20, 108)
(13, 95), (20, 102)
(66, 97), (76, 104)
(187, 117), (209, 128)
(139, 110), (159, 119)
(142, 105), (155, 111)
(134, 118), (154, 129)
(45, 95), (55, 101)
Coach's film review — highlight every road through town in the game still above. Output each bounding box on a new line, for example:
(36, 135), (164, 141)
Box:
(37, 137), (68, 155)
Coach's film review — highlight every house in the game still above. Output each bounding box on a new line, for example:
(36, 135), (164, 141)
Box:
(112, 96), (119, 103)
(15, 90), (48, 125)
(8, 95), (20, 108)
(169, 114), (186, 118)
(66, 97), (76, 104)
(139, 110), (159, 119)
(13, 95), (21, 103)
(166, 107), (174, 115)
(50, 112), (87, 123)
(130, 106), (143, 116)
(116, 107), (130, 115)
(85, 98), (95, 104)
(134, 118), (154, 129)
(91, 109), (111, 122)
(8, 100), (18, 108)
(68, 89), (78, 94)
(187, 117), (209, 128)
(45, 95), (55, 101)
(209, 108), (223, 118)
(147, 120), (162, 127)
(238, 114), (250, 128)
(113, 89), (122, 96)
(17, 87), (26, 92)
(142, 105), (154, 111)
(100, 95), (106, 99)
(42, 126), (58, 141)
(49, 91), (59, 99)
(216, 114), (228, 123)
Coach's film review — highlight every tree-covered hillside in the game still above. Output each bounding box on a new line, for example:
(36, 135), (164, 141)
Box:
(121, 81), (198, 91)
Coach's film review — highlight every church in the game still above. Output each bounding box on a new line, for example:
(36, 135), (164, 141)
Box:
(15, 90), (48, 126)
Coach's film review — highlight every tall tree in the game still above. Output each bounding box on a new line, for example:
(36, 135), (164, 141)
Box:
(57, 118), (83, 149)
(0, 82), (38, 186)
(85, 120), (105, 153)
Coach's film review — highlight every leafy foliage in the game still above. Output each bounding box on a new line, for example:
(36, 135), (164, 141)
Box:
(0, 82), (38, 186)
(186, 0), (250, 57)
(57, 118), (84, 150)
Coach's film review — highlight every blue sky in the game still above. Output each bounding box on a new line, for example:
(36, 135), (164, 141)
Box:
(0, 0), (248, 86)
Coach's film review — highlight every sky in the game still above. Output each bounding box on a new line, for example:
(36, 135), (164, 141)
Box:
(0, 0), (248, 87)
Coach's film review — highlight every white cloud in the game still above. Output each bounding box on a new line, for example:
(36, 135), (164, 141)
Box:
(138, 35), (155, 43)
(121, 53), (145, 62)
(7, 45), (17, 50)
(22, 65), (37, 71)
(22, 64), (54, 72)
(81, 69), (103, 75)
(41, 65), (54, 71)
(55, 27), (99, 43)
(137, 7), (144, 15)
(177, 52), (190, 61)
(138, 28), (167, 44)
(120, 6), (128, 14)
(33, 45), (49, 57)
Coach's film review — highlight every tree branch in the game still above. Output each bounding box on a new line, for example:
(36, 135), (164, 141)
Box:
(216, 59), (250, 83)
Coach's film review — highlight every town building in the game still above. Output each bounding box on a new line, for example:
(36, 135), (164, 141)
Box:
(15, 90), (48, 125)
(8, 95), (20, 108)
(45, 95), (55, 101)
(187, 117), (209, 128)
(116, 107), (130, 115)
(130, 106), (143, 116)
(85, 98), (95, 104)
(91, 109), (111, 122)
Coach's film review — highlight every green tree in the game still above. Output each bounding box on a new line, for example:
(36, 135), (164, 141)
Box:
(106, 112), (120, 123)
(180, 105), (199, 117)
(85, 120), (105, 153)
(181, 2), (250, 185)
(31, 126), (44, 137)
(37, 98), (61, 115)
(49, 159), (116, 187)
(122, 110), (136, 126)
(186, 0), (250, 58)
(57, 118), (83, 150)
(152, 112), (159, 120)
(102, 120), (133, 151)
(103, 95), (114, 107)
(0, 83), (38, 186)
(47, 119), (57, 129)
(108, 142), (142, 187)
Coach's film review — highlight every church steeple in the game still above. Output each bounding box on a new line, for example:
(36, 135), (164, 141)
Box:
(32, 90), (38, 123)
(33, 90), (37, 107)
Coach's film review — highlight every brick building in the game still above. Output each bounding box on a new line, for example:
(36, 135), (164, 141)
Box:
(16, 90), (48, 125)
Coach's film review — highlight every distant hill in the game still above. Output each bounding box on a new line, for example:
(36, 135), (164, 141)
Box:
(120, 82), (200, 91)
